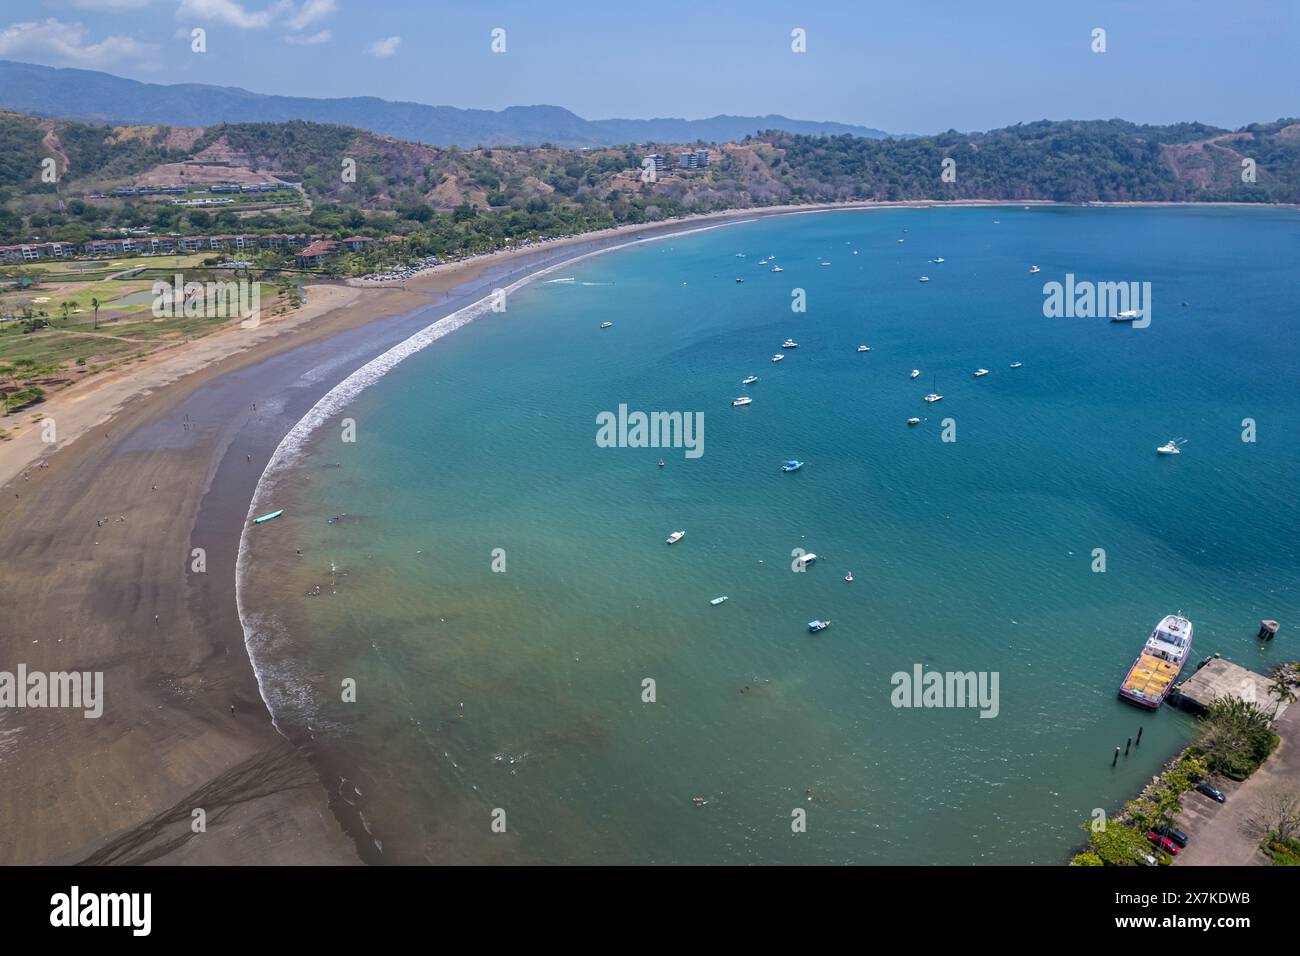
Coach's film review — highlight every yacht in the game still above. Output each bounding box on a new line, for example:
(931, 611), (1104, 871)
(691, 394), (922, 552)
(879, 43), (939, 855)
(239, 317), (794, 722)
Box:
(924, 375), (943, 404)
(600, 321), (613, 329)
(974, 368), (990, 377)
(732, 396), (753, 407)
(857, 345), (871, 352)
(781, 460), (804, 472)
(771, 353), (785, 363)
(910, 369), (920, 379)
(1118, 614), (1194, 709)
(666, 530), (685, 545)
(782, 339), (798, 349)
(1112, 309), (1140, 323)
(742, 375), (759, 385)
(1156, 438), (1185, 455)
(1010, 361), (1023, 368)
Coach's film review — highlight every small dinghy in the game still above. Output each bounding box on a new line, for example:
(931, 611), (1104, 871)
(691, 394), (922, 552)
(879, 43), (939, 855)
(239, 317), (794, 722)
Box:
(253, 509), (283, 524)
(807, 620), (831, 633)
(710, 596), (729, 606)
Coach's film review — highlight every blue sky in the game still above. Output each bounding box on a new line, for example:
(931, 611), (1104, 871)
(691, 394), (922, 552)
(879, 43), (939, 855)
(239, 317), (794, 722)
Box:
(1, 0), (1296, 133)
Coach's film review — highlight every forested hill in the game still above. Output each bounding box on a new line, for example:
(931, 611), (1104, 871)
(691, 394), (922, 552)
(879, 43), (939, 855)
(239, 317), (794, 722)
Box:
(1, 113), (1297, 248)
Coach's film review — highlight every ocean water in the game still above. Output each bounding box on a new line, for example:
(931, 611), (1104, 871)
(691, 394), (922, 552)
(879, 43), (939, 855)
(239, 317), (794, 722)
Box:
(240, 206), (1300, 864)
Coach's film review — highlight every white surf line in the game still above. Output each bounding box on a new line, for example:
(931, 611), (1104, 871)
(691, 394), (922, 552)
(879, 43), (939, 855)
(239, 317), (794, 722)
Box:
(234, 216), (756, 733)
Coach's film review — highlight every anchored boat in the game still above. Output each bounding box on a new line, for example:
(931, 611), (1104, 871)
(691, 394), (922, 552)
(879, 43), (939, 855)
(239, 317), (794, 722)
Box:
(1118, 614), (1194, 709)
(807, 620), (831, 633)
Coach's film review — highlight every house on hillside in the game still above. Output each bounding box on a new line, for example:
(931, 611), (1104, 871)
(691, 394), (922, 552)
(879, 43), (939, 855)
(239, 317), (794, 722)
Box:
(296, 239), (341, 267)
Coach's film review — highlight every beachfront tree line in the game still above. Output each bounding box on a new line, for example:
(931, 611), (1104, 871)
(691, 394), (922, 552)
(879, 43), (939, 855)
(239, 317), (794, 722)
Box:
(5, 113), (1300, 258)
(1072, 670), (1299, 866)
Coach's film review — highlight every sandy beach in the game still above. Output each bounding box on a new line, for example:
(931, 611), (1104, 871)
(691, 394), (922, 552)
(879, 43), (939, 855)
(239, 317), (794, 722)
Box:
(0, 204), (809, 864)
(2, 197), (1294, 865)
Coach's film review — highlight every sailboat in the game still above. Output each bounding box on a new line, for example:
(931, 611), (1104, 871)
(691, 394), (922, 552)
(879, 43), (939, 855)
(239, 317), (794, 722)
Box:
(924, 375), (943, 404)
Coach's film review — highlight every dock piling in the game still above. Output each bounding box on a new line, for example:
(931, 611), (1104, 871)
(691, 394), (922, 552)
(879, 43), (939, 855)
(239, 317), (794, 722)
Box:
(1136, 726), (1143, 746)
(1112, 747), (1120, 768)
(1259, 619), (1280, 642)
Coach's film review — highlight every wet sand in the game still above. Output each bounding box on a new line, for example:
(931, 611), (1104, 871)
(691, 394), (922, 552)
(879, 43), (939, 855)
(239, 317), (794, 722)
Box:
(6, 198), (1288, 864)
(0, 208), (785, 864)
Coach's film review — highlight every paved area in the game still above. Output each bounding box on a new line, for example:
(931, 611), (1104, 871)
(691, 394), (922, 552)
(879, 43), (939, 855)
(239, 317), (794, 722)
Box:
(1174, 701), (1300, 866)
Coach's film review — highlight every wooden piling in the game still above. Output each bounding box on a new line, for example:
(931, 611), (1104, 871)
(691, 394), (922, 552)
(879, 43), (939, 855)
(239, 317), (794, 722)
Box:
(1112, 747), (1120, 767)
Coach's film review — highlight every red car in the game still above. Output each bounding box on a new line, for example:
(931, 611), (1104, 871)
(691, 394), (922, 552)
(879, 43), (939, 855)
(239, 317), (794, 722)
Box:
(1147, 832), (1180, 855)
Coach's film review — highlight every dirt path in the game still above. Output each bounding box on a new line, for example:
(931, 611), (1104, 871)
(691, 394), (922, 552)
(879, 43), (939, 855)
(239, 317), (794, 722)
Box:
(1174, 703), (1299, 866)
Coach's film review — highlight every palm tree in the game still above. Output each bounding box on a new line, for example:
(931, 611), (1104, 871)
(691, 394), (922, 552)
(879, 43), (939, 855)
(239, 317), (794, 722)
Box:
(60, 301), (71, 323)
(91, 297), (100, 330)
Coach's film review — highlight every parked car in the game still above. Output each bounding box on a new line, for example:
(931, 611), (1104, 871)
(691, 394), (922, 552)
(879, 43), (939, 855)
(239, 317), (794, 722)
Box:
(1156, 824), (1189, 848)
(1194, 781), (1226, 803)
(1147, 832), (1181, 855)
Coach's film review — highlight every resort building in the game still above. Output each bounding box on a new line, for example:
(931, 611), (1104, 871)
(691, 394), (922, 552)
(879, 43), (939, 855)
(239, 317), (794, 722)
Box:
(676, 149), (711, 169)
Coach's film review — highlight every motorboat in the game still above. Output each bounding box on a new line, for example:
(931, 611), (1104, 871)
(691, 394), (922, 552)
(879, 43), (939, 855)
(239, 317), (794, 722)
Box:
(732, 396), (753, 407)
(782, 339), (798, 348)
(807, 620), (831, 633)
(666, 530), (685, 545)
(1156, 438), (1186, 455)
(781, 460), (804, 472)
(742, 375), (759, 385)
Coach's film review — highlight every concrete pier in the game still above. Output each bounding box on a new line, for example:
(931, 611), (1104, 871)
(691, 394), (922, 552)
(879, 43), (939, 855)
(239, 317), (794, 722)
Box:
(1169, 656), (1290, 718)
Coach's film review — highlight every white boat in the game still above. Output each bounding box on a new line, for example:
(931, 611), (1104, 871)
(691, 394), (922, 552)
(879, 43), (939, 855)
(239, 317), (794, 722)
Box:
(924, 393), (943, 403)
(742, 375), (759, 385)
(1029, 265), (1040, 274)
(771, 353), (785, 363)
(919, 276), (930, 283)
(782, 339), (798, 349)
(796, 553), (818, 569)
(807, 620), (831, 633)
(1119, 614), (1194, 709)
(735, 253), (746, 258)
(857, 345), (870, 352)
(666, 531), (685, 545)
(735, 277), (744, 283)
(1112, 309), (1140, 323)
(710, 596), (729, 606)
(732, 396), (752, 407)
(906, 417), (922, 426)
(771, 265), (784, 272)
(1010, 361), (1023, 368)
(600, 321), (613, 328)
(781, 460), (804, 472)
(1156, 438), (1185, 455)
(820, 261), (831, 267)
(974, 368), (989, 377)
(759, 259), (769, 265)
(930, 257), (945, 263)
(910, 369), (920, 379)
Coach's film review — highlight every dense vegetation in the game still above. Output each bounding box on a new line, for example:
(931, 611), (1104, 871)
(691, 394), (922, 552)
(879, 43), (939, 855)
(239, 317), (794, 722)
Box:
(2, 113), (1298, 267)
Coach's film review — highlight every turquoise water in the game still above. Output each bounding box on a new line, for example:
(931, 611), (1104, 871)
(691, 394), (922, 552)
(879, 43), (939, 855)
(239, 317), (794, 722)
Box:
(243, 206), (1300, 864)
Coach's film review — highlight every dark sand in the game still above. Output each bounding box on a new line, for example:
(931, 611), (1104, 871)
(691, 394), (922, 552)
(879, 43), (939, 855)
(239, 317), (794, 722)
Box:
(0, 210), (777, 864)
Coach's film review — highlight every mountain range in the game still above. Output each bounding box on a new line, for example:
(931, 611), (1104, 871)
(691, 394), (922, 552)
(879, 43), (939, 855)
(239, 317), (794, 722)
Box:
(0, 59), (897, 148)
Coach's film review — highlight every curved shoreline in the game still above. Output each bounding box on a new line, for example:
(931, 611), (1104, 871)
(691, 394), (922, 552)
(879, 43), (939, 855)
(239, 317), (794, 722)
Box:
(6, 199), (1293, 863)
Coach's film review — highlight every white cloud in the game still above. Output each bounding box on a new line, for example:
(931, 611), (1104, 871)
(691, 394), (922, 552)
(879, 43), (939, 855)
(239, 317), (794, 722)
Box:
(175, 0), (289, 30)
(285, 29), (331, 45)
(366, 35), (399, 58)
(286, 0), (337, 31)
(0, 18), (154, 68)
(68, 0), (155, 10)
